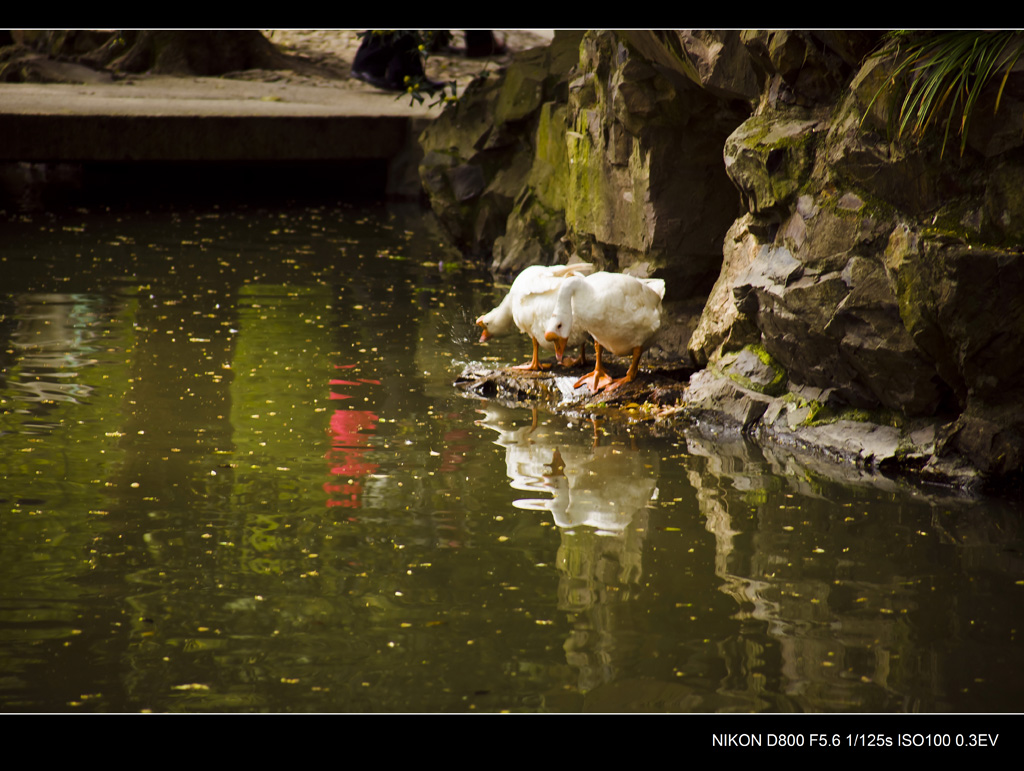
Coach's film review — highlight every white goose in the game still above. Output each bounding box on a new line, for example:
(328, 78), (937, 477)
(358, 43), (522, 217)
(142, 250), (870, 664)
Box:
(544, 271), (665, 392)
(476, 262), (595, 370)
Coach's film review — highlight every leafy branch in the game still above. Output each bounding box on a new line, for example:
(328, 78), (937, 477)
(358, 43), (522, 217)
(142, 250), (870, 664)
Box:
(402, 31), (459, 109)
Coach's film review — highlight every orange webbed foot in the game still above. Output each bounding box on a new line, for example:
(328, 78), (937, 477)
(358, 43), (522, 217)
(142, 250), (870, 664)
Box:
(596, 348), (643, 393)
(599, 375), (633, 393)
(573, 370), (613, 393)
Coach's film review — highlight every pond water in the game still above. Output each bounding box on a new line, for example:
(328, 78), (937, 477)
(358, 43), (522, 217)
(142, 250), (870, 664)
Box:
(1, 200), (1022, 713)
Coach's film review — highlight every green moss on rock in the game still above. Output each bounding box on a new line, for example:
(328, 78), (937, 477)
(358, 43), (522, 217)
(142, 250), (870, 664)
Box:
(722, 344), (788, 397)
(802, 403), (903, 428)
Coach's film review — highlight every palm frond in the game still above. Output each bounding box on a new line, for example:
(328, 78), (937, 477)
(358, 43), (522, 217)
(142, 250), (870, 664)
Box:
(864, 31), (1024, 158)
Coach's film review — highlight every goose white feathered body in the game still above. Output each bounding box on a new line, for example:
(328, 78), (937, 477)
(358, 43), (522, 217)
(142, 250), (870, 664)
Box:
(476, 262), (594, 369)
(544, 272), (665, 391)
(510, 266), (595, 354)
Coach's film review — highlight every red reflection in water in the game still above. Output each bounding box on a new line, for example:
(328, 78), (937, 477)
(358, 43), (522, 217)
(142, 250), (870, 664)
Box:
(324, 364), (380, 508)
(439, 416), (470, 473)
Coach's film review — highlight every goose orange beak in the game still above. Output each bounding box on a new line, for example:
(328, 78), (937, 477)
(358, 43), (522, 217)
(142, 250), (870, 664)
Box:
(544, 331), (567, 363)
(476, 318), (491, 342)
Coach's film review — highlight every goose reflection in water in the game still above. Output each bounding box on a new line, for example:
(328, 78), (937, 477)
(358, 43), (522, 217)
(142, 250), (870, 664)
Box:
(476, 404), (659, 691)
(476, 404), (658, 535)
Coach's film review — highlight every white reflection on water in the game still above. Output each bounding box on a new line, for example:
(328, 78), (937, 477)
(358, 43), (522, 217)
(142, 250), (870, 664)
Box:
(8, 294), (101, 407)
(476, 403), (658, 533)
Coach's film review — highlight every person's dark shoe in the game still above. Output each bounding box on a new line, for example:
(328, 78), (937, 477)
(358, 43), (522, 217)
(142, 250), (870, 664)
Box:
(464, 31), (507, 58)
(351, 67), (397, 90)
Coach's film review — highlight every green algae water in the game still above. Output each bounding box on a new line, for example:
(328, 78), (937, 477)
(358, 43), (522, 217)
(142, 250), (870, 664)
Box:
(1, 201), (1022, 713)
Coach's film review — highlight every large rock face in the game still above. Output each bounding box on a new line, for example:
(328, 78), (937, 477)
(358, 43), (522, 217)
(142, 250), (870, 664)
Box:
(419, 31), (745, 296)
(562, 32), (744, 291)
(884, 229), (1024, 476)
(688, 31), (1024, 486)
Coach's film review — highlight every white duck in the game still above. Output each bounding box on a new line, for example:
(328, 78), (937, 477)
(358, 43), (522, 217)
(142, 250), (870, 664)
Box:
(544, 271), (665, 392)
(476, 262), (595, 370)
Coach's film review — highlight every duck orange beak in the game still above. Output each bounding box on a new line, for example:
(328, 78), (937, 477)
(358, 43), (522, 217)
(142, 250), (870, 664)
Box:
(476, 318), (491, 342)
(544, 331), (567, 363)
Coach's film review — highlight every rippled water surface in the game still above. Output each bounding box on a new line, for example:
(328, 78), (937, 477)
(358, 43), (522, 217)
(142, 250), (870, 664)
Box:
(1, 201), (1022, 712)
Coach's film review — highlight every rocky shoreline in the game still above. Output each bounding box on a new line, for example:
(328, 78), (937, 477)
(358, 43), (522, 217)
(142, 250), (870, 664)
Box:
(453, 357), (991, 494)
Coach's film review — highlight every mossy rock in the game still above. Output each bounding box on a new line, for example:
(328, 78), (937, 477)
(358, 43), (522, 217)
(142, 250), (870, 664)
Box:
(722, 344), (788, 397)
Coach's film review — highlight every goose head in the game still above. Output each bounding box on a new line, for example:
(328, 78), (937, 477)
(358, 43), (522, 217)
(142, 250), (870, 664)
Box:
(542, 276), (581, 363)
(476, 293), (515, 342)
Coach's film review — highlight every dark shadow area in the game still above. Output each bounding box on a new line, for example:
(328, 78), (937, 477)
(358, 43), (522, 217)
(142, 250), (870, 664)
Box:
(0, 159), (394, 212)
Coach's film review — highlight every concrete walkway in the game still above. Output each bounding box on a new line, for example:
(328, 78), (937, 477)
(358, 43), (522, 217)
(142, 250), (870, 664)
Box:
(0, 76), (436, 163)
